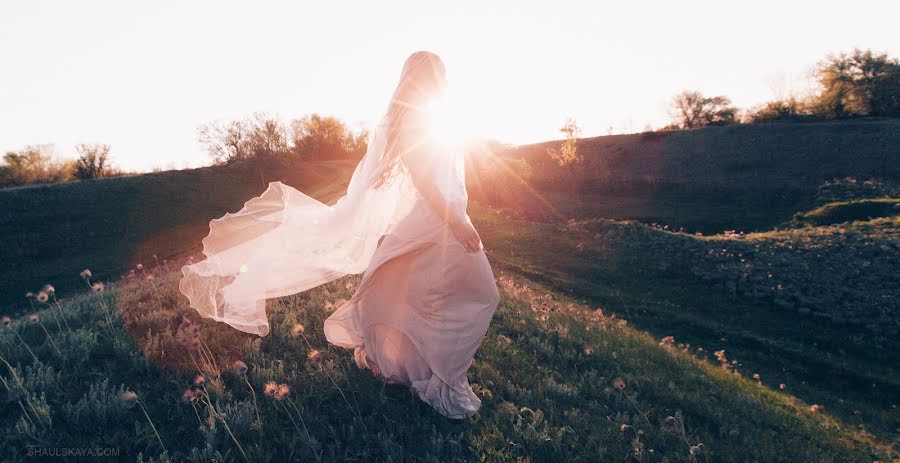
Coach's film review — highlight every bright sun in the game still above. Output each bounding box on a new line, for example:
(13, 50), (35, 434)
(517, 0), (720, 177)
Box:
(425, 88), (479, 148)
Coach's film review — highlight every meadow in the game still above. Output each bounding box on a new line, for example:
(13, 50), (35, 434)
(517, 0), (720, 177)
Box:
(0, 120), (897, 462)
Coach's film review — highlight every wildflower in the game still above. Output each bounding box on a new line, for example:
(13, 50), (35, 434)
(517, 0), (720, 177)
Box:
(752, 373), (760, 381)
(1, 315), (10, 326)
(809, 404), (823, 413)
(323, 301), (334, 311)
(290, 324), (305, 337)
(779, 383), (786, 390)
(690, 444), (703, 456)
(137, 264), (143, 270)
(307, 349), (322, 367)
(25, 292), (34, 299)
(583, 346), (593, 356)
(275, 384), (290, 400)
(264, 381), (278, 397)
(612, 377), (626, 391)
(181, 389), (198, 403)
(92, 282), (104, 292)
(28, 314), (39, 323)
(665, 416), (676, 425)
(80, 269), (92, 279)
(42, 284), (55, 294)
(659, 335), (675, 347)
(36, 292), (49, 303)
(122, 390), (138, 409)
(335, 298), (347, 308)
(345, 281), (354, 291)
(232, 360), (248, 375)
(193, 375), (206, 386)
(146, 274), (155, 281)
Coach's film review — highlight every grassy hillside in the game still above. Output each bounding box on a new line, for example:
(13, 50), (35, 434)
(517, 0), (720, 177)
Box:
(1, 120), (898, 461)
(490, 118), (900, 232)
(0, 221), (893, 462)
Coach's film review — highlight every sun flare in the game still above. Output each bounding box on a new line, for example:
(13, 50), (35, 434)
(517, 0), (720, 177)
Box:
(425, 89), (479, 149)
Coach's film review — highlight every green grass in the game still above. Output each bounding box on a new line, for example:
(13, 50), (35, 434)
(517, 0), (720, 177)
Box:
(1, 120), (898, 461)
(0, 252), (891, 462)
(789, 197), (900, 227)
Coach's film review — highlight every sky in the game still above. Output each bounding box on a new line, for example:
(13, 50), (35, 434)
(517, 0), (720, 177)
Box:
(1, 0), (898, 172)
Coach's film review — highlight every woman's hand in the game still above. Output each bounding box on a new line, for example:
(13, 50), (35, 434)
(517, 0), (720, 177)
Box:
(449, 212), (483, 253)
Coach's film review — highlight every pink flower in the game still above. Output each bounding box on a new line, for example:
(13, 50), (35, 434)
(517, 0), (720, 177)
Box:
(36, 292), (49, 303)
(122, 390), (138, 408)
(263, 381), (278, 397)
(42, 284), (55, 294)
(1, 315), (11, 326)
(275, 384), (290, 400)
(28, 314), (39, 323)
(290, 324), (305, 337)
(232, 360), (248, 375)
(612, 377), (626, 391)
(80, 269), (92, 279)
(193, 375), (205, 386)
(307, 349), (322, 367)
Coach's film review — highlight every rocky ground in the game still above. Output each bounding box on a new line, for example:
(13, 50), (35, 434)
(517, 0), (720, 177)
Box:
(572, 215), (899, 336)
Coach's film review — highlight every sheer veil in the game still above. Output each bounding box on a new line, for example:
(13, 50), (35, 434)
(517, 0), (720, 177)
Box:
(179, 52), (444, 336)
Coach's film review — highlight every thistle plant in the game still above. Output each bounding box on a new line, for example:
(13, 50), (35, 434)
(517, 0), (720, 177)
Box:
(0, 349), (45, 428)
(231, 360), (261, 429)
(3, 316), (39, 363)
(264, 380), (319, 460)
(193, 378), (249, 463)
(80, 269), (113, 328)
(28, 314), (61, 356)
(122, 390), (167, 454)
(40, 284), (72, 334)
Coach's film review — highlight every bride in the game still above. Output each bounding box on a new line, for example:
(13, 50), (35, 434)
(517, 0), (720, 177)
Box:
(179, 51), (500, 419)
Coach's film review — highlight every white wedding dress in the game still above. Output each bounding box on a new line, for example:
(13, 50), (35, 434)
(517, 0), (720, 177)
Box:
(179, 106), (500, 418)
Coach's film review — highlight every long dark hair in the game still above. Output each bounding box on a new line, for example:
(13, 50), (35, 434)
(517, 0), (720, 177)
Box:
(371, 51), (446, 188)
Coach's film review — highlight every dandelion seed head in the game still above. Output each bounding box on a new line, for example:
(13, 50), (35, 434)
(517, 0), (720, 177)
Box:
(275, 383), (290, 400)
(264, 381), (277, 397)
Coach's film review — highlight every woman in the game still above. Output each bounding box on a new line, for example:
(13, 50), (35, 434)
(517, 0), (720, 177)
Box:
(180, 51), (500, 419)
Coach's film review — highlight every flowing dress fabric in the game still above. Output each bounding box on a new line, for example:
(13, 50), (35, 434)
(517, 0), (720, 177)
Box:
(324, 140), (500, 417)
(179, 107), (500, 418)
(179, 109), (422, 337)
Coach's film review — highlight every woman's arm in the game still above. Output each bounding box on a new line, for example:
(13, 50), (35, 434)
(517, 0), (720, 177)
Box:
(400, 132), (483, 253)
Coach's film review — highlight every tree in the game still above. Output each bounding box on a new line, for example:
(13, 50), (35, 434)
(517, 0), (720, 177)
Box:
(747, 97), (815, 123)
(0, 145), (74, 187)
(197, 119), (252, 164)
(669, 91), (738, 129)
(290, 114), (366, 159)
(815, 48), (900, 118)
(74, 144), (112, 180)
(546, 117), (583, 191)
